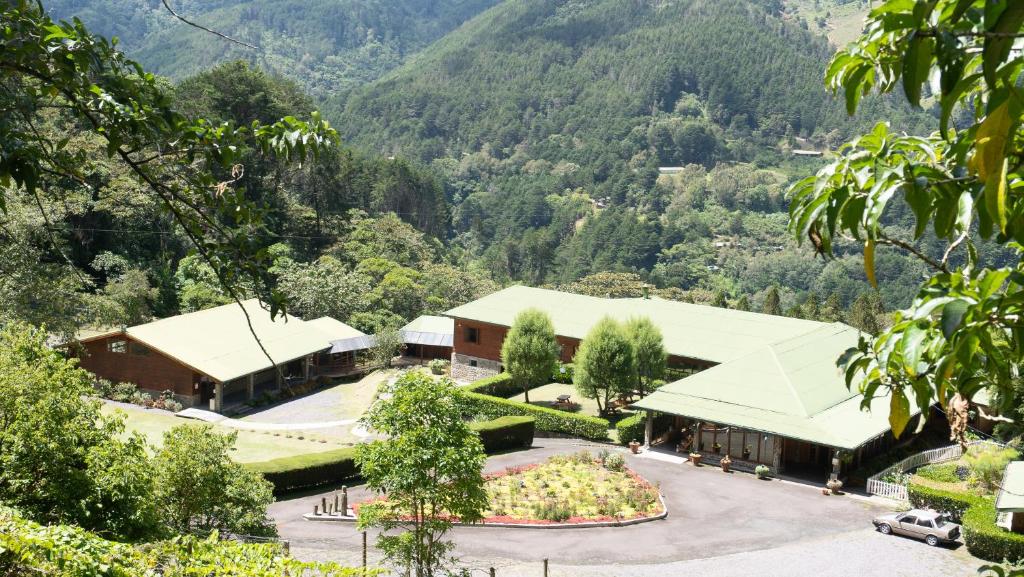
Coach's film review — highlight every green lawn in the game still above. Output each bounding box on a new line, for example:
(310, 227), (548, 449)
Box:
(101, 404), (342, 464)
(508, 383), (637, 420)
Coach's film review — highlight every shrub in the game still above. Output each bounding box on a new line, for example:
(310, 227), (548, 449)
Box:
(459, 390), (609, 440)
(615, 413), (645, 445)
(464, 373), (520, 398)
(246, 447), (360, 494)
(129, 390), (153, 407)
(915, 462), (960, 484)
(963, 499), (1024, 562)
(470, 416), (535, 453)
(965, 445), (1020, 491)
(428, 359), (449, 375)
(111, 381), (137, 402)
(755, 465), (771, 479)
(604, 453), (625, 472)
(907, 480), (982, 522)
(551, 362), (574, 384)
(94, 378), (115, 398)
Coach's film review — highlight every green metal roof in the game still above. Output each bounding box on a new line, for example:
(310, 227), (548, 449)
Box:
(633, 324), (917, 450)
(401, 315), (454, 336)
(997, 462), (1024, 512)
(445, 285), (830, 364)
(120, 300), (366, 383)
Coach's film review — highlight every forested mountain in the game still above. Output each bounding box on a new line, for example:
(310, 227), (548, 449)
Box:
(42, 0), (502, 98)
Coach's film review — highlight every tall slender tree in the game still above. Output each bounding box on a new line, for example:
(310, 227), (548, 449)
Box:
(625, 317), (667, 397)
(574, 317), (634, 414)
(761, 286), (782, 316)
(500, 308), (559, 403)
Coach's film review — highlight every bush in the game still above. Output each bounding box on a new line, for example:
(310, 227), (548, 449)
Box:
(963, 500), (1024, 562)
(915, 462), (961, 484)
(551, 362), (574, 384)
(755, 465), (771, 479)
(965, 445), (1020, 491)
(907, 481), (982, 522)
(428, 359), (449, 375)
(470, 416), (535, 453)
(94, 378), (115, 398)
(616, 413), (645, 445)
(110, 381), (137, 402)
(459, 390), (609, 440)
(129, 390), (153, 407)
(246, 447), (359, 494)
(464, 373), (521, 398)
(604, 453), (625, 472)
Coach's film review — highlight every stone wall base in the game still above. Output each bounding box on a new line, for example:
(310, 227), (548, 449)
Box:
(451, 352), (501, 382)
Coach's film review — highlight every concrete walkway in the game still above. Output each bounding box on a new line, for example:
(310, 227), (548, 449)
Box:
(176, 408), (355, 431)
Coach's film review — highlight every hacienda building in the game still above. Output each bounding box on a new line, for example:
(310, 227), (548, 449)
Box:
(445, 286), (921, 478)
(74, 299), (371, 412)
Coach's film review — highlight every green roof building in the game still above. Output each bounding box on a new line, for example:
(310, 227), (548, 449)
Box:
(446, 285), (918, 478)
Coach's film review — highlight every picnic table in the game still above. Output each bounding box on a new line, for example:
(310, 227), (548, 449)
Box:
(555, 394), (572, 409)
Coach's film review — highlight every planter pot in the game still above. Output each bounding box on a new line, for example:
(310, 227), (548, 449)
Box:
(742, 451), (750, 460)
(721, 461), (731, 473)
(689, 454), (702, 466)
(826, 479), (843, 495)
(629, 441), (641, 454)
(712, 446), (721, 454)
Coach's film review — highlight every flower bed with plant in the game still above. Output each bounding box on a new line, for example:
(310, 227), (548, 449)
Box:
(94, 379), (183, 412)
(356, 450), (663, 526)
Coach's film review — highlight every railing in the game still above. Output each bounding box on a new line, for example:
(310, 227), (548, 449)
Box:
(866, 440), (1004, 501)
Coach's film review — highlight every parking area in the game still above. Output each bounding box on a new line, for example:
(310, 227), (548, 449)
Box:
(271, 438), (982, 576)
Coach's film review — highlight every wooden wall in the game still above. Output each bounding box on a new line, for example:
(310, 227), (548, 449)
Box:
(76, 335), (200, 399)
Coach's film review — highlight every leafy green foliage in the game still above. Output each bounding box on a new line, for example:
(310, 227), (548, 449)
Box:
(788, 0), (1024, 442)
(1, 2), (337, 320)
(470, 416), (535, 454)
(574, 317), (635, 414)
(245, 447), (359, 494)
(625, 317), (667, 397)
(356, 373), (487, 577)
(963, 499), (1024, 563)
(0, 507), (368, 576)
(964, 445), (1020, 491)
(501, 308), (560, 403)
(459, 390), (610, 441)
(0, 323), (159, 540)
(153, 424), (277, 537)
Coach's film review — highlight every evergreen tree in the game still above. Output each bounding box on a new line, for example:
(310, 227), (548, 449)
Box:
(574, 317), (634, 415)
(846, 292), (884, 335)
(500, 309), (560, 403)
(802, 292), (820, 321)
(734, 294), (751, 311)
(710, 290), (728, 308)
(820, 292), (844, 323)
(625, 317), (666, 397)
(761, 286), (782, 316)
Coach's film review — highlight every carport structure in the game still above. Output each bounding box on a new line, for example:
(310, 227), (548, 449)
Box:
(400, 315), (454, 362)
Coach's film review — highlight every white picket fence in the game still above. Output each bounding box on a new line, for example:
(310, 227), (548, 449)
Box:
(866, 440), (1003, 501)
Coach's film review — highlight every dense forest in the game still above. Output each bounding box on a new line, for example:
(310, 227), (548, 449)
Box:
(43, 0), (503, 98)
(13, 0), (998, 339)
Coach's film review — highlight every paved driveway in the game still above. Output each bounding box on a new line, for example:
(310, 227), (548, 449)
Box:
(271, 438), (982, 576)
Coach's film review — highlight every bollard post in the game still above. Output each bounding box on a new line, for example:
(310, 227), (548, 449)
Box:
(543, 558), (549, 577)
(322, 497), (328, 512)
(342, 486), (349, 516)
(334, 491), (340, 512)
(314, 505), (319, 516)
(489, 568), (496, 577)
(361, 531), (367, 572)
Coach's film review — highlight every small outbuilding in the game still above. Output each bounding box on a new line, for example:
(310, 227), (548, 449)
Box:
(400, 315), (454, 362)
(74, 299), (371, 411)
(997, 461), (1024, 533)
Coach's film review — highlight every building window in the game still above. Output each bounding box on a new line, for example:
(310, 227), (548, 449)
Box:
(107, 339), (127, 354)
(464, 326), (479, 344)
(129, 342), (150, 356)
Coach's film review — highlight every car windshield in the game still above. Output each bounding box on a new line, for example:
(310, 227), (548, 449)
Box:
(933, 516), (946, 527)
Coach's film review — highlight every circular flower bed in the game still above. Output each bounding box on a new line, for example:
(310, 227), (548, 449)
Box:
(481, 451), (663, 525)
(353, 450), (664, 527)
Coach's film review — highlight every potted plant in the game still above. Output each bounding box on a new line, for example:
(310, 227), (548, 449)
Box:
(826, 478), (843, 495)
(720, 454), (732, 472)
(689, 452), (702, 466)
(742, 445), (751, 460)
(629, 440), (641, 454)
(712, 442), (721, 454)
(755, 464), (771, 479)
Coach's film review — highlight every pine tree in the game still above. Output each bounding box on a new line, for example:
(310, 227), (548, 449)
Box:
(734, 294), (751, 311)
(802, 292), (820, 321)
(710, 290), (728, 308)
(847, 291), (884, 334)
(820, 292), (843, 323)
(761, 286), (781, 316)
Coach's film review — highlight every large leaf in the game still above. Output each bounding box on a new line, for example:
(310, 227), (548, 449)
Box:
(983, 2), (1024, 86)
(889, 388), (912, 438)
(941, 299), (969, 338)
(864, 238), (877, 288)
(902, 33), (934, 107)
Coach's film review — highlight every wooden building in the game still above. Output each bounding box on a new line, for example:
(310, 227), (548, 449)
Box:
(75, 300), (370, 411)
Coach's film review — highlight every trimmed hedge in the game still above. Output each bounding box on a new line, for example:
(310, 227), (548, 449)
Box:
(459, 390), (609, 440)
(963, 500), (1024, 562)
(247, 416), (538, 493)
(470, 416), (535, 453)
(908, 481), (981, 522)
(614, 411), (672, 445)
(246, 447), (359, 494)
(464, 373), (519, 397)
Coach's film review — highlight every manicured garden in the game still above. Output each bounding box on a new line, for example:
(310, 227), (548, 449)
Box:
(482, 451), (662, 524)
(356, 450), (663, 526)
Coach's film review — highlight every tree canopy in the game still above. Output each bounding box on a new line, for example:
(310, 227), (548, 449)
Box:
(501, 308), (560, 403)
